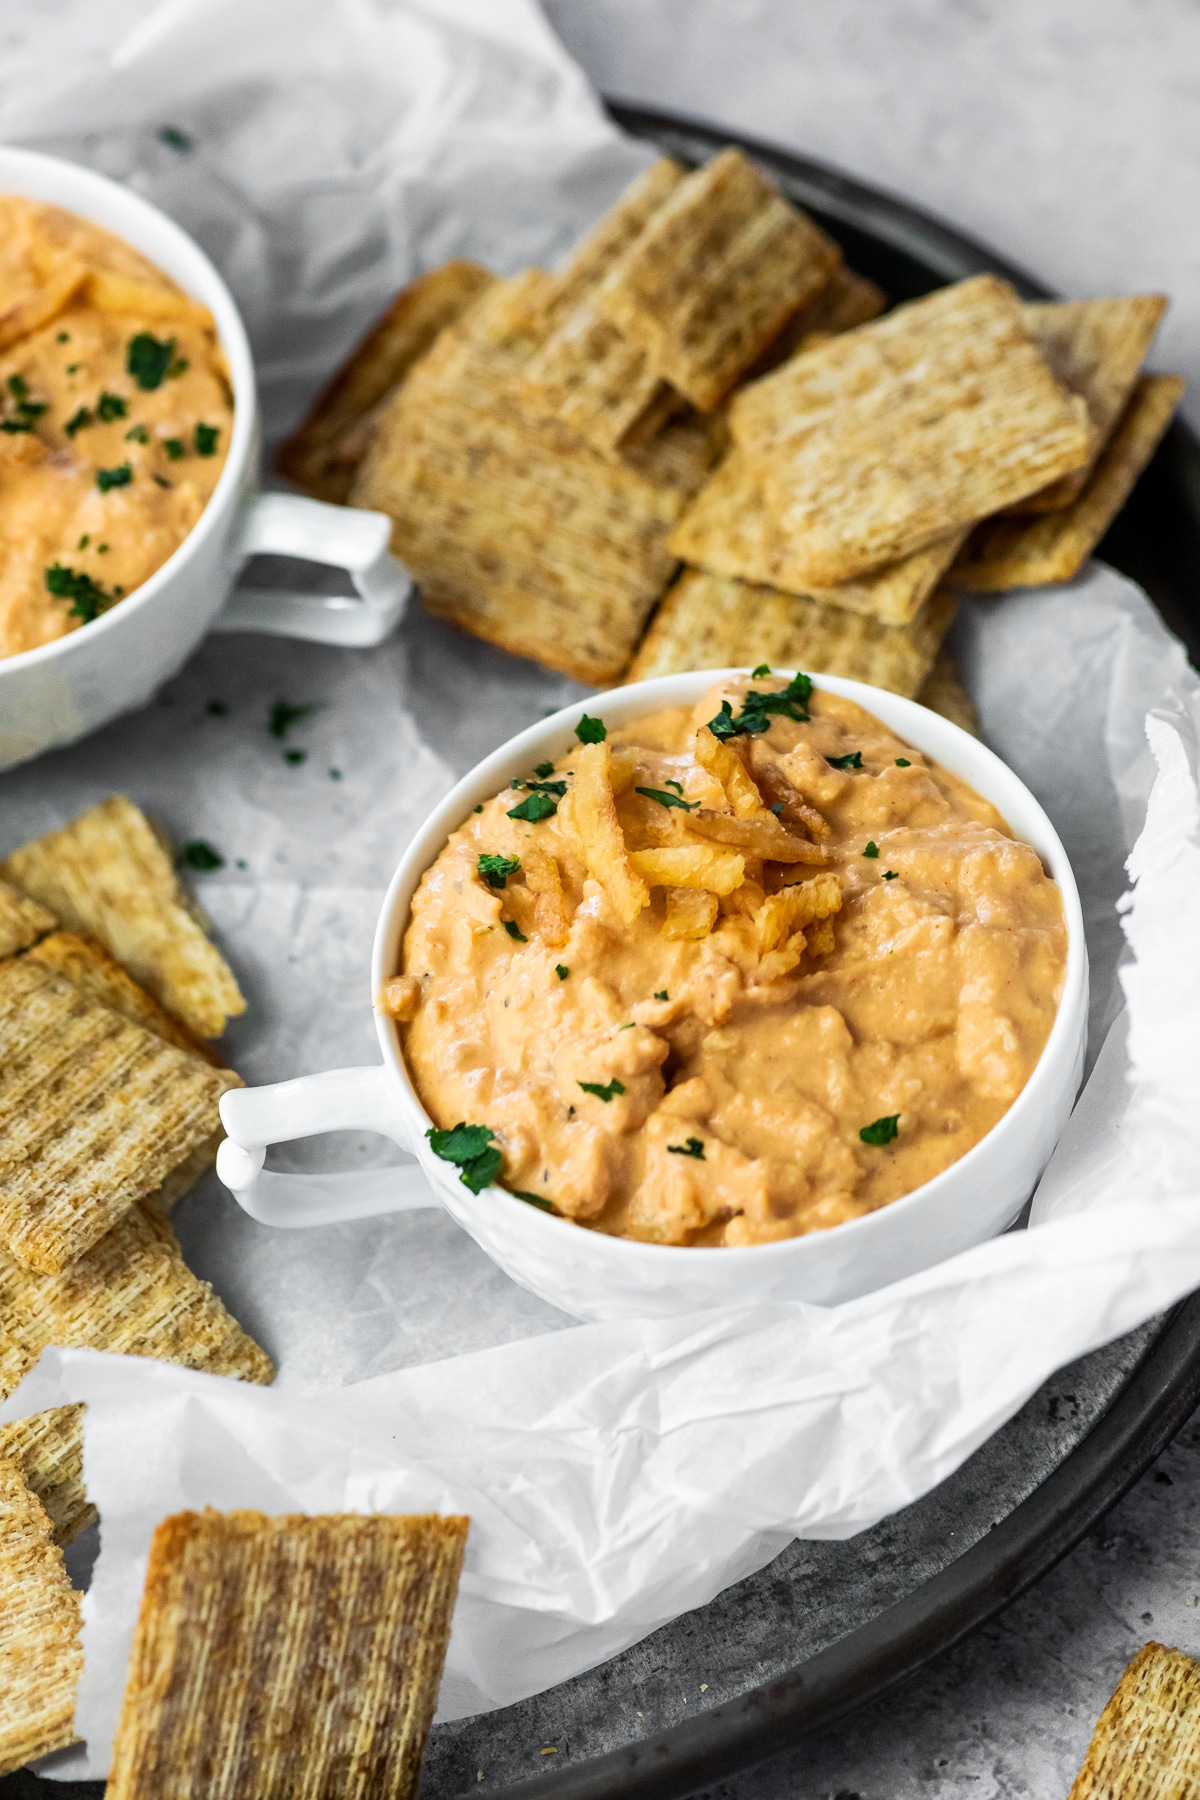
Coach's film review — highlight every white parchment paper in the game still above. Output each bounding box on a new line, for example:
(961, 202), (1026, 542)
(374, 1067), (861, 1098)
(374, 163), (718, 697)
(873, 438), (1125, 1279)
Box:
(3, 0), (1200, 1778)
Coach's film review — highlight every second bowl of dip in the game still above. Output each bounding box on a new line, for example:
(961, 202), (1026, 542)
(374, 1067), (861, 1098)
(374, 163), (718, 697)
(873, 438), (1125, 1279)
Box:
(217, 669), (1088, 1320)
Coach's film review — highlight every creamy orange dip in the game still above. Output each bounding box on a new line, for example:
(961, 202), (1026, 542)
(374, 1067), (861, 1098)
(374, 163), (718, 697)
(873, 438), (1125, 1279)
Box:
(392, 676), (1067, 1247)
(0, 196), (233, 659)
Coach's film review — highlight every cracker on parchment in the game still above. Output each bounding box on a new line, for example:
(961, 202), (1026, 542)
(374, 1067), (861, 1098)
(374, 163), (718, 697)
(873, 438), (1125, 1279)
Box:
(1068, 1641), (1200, 1799)
(2, 795), (245, 1041)
(0, 958), (240, 1272)
(0, 879), (55, 958)
(107, 1509), (468, 1800)
(747, 263), (886, 378)
(0, 1406), (93, 1548)
(0, 1201), (273, 1386)
(916, 649), (981, 738)
(1013, 294), (1167, 511)
(351, 295), (685, 684)
(275, 260), (496, 503)
(538, 157), (686, 332)
(669, 446), (967, 623)
(0, 1457), (82, 1776)
(26, 931), (223, 1065)
(951, 374), (1185, 592)
(593, 148), (842, 411)
(627, 567), (954, 698)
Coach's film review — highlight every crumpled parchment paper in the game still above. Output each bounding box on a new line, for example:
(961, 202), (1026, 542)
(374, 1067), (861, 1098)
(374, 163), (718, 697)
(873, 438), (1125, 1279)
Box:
(2, 0), (1199, 1779)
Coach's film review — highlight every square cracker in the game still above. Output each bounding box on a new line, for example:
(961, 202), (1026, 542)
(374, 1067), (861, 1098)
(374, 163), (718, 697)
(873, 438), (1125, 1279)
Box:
(108, 1509), (469, 1800)
(538, 157), (686, 332)
(951, 374), (1184, 592)
(350, 297), (685, 684)
(0, 1406), (93, 1549)
(2, 795), (245, 1041)
(627, 566), (954, 698)
(0, 957), (240, 1272)
(745, 264), (887, 380)
(0, 878), (55, 958)
(669, 446), (966, 623)
(275, 260), (496, 504)
(0, 1457), (82, 1776)
(593, 147), (842, 411)
(1013, 294), (1167, 511)
(1068, 1641), (1200, 1798)
(519, 298), (671, 458)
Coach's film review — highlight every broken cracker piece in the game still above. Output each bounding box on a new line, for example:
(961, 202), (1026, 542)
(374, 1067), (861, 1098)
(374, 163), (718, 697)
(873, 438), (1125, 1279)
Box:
(0, 879), (55, 958)
(1068, 1640), (1200, 1799)
(628, 567), (955, 699)
(0, 1200), (273, 1385)
(917, 649), (981, 738)
(275, 260), (496, 503)
(519, 298), (671, 459)
(0, 1405), (93, 1548)
(2, 795), (245, 1041)
(950, 373), (1185, 592)
(568, 742), (650, 925)
(26, 931), (222, 1065)
(594, 148), (842, 411)
(0, 958), (240, 1272)
(107, 1508), (468, 1800)
(0, 1456), (81, 1776)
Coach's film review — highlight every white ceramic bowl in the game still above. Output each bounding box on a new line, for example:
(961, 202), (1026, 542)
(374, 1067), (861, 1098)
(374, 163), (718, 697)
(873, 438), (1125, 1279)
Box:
(218, 670), (1089, 1321)
(0, 147), (411, 771)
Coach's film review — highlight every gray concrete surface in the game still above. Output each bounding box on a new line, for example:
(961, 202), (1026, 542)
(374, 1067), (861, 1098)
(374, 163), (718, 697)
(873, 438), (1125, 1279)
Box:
(542, 5), (1200, 1793)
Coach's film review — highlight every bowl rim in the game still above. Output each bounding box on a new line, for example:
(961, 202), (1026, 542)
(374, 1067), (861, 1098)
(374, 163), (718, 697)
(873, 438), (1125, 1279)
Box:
(372, 667), (1088, 1263)
(0, 143), (256, 675)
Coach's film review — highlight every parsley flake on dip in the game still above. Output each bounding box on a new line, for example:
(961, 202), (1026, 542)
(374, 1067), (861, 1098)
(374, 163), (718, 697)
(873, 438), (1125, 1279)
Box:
(0, 196), (233, 658)
(387, 674), (1067, 1247)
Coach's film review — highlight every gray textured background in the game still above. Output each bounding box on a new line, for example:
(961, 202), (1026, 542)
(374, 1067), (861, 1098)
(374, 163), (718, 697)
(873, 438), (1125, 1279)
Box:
(542, 3), (1200, 1794)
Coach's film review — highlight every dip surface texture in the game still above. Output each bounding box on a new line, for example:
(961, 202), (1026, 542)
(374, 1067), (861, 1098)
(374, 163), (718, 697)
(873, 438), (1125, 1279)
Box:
(0, 196), (232, 659)
(399, 678), (1067, 1246)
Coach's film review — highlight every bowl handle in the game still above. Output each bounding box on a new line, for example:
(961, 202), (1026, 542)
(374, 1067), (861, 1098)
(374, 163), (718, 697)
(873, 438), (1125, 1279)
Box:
(214, 492), (411, 647)
(215, 1066), (438, 1228)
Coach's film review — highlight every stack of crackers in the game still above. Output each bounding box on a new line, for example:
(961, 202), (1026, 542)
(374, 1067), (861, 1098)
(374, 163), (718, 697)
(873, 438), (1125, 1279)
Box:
(279, 147), (1183, 730)
(0, 794), (272, 1775)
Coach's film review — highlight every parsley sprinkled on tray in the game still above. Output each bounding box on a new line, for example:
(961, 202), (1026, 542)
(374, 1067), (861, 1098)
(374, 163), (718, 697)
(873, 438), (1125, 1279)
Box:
(96, 463), (132, 492)
(502, 919), (527, 942)
(636, 786), (699, 811)
(284, 748), (307, 766)
(183, 840), (224, 872)
(44, 563), (112, 623)
(426, 1122), (502, 1194)
(478, 853), (519, 889)
(862, 841), (880, 858)
(578, 1078), (626, 1102)
(667, 1137), (706, 1159)
(575, 714), (606, 744)
(127, 332), (179, 391)
(827, 751), (862, 770)
(507, 791), (558, 822)
(268, 700), (320, 739)
(158, 126), (192, 151)
(860, 1114), (900, 1147)
(194, 422), (219, 456)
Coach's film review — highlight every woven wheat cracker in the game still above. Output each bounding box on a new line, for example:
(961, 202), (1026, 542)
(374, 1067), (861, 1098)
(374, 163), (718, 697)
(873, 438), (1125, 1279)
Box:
(0, 1457), (81, 1776)
(0, 1406), (93, 1548)
(0, 879), (55, 958)
(1069, 1641), (1200, 1799)
(26, 931), (222, 1064)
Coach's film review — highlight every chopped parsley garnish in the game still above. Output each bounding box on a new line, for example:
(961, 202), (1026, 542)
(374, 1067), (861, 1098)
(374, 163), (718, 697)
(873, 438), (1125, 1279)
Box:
(555, 964), (570, 981)
(127, 332), (179, 390)
(153, 474), (172, 488)
(477, 852), (519, 889)
(183, 839), (224, 871)
(862, 841), (880, 858)
(56, 331), (69, 343)
(668, 1137), (706, 1159)
(44, 563), (111, 622)
(97, 543), (108, 552)
(284, 749), (307, 766)
(510, 1190), (554, 1212)
(65, 362), (80, 373)
(329, 768), (342, 780)
(860, 1114), (900, 1147)
(578, 1078), (626, 1103)
(77, 534), (89, 551)
(164, 437), (185, 460)
(96, 463), (132, 492)
(0, 418), (32, 434)
(473, 804), (483, 814)
(636, 786), (698, 812)
(426, 1121), (503, 1193)
(895, 757), (912, 767)
(654, 989), (669, 1001)
(503, 919), (527, 942)
(97, 390), (127, 422)
(268, 700), (320, 739)
(575, 714), (606, 744)
(64, 406), (92, 435)
(507, 791), (558, 822)
(7, 375), (26, 399)
(194, 422), (219, 456)
(883, 870), (899, 881)
(511, 776), (568, 797)
(827, 751), (863, 770)
(534, 761), (555, 779)
(751, 663), (772, 677)
(125, 422), (149, 443)
(665, 779), (684, 794)
(707, 671), (813, 739)
(158, 126), (192, 151)
(3, 375), (46, 428)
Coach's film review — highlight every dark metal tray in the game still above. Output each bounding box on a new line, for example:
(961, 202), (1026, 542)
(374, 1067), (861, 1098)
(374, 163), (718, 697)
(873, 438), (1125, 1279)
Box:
(8, 103), (1200, 1800)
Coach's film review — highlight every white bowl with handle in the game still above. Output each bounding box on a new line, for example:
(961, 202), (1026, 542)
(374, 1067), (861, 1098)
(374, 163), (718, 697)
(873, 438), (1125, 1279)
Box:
(217, 669), (1089, 1322)
(0, 145), (411, 771)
